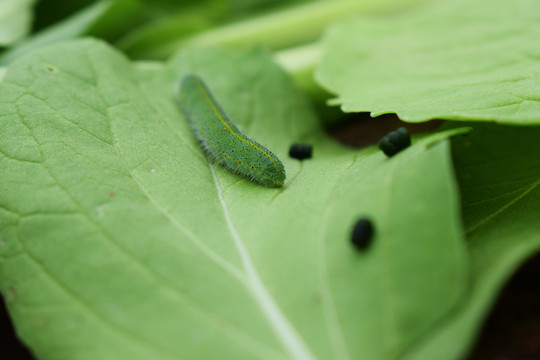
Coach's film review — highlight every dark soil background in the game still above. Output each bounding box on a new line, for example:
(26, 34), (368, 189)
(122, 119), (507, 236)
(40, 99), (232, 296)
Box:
(466, 254), (540, 360)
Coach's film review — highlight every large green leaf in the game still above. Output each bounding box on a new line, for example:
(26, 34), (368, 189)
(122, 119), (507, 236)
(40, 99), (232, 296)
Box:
(316, 0), (540, 124)
(405, 123), (540, 360)
(0, 38), (467, 359)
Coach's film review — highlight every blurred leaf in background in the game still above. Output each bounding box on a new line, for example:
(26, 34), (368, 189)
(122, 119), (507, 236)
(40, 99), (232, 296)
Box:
(0, 0), (37, 46)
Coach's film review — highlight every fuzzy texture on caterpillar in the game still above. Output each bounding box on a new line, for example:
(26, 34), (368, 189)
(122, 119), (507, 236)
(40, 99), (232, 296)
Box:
(177, 74), (286, 187)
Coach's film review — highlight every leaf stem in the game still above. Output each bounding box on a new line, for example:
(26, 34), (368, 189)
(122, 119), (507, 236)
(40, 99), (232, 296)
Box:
(171, 0), (422, 53)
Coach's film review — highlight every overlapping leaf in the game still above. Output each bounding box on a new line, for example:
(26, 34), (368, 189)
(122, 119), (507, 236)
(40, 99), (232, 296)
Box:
(406, 124), (540, 360)
(317, 0), (540, 124)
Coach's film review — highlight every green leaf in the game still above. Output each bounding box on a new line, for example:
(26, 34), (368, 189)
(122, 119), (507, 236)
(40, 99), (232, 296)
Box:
(316, 0), (540, 124)
(405, 123), (540, 360)
(0, 0), (111, 65)
(117, 11), (215, 60)
(139, 0), (422, 60)
(0, 38), (467, 359)
(111, 0), (320, 59)
(0, 0), (36, 46)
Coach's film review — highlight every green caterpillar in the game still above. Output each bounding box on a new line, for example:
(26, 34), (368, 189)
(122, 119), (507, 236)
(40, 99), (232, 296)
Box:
(177, 74), (286, 187)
